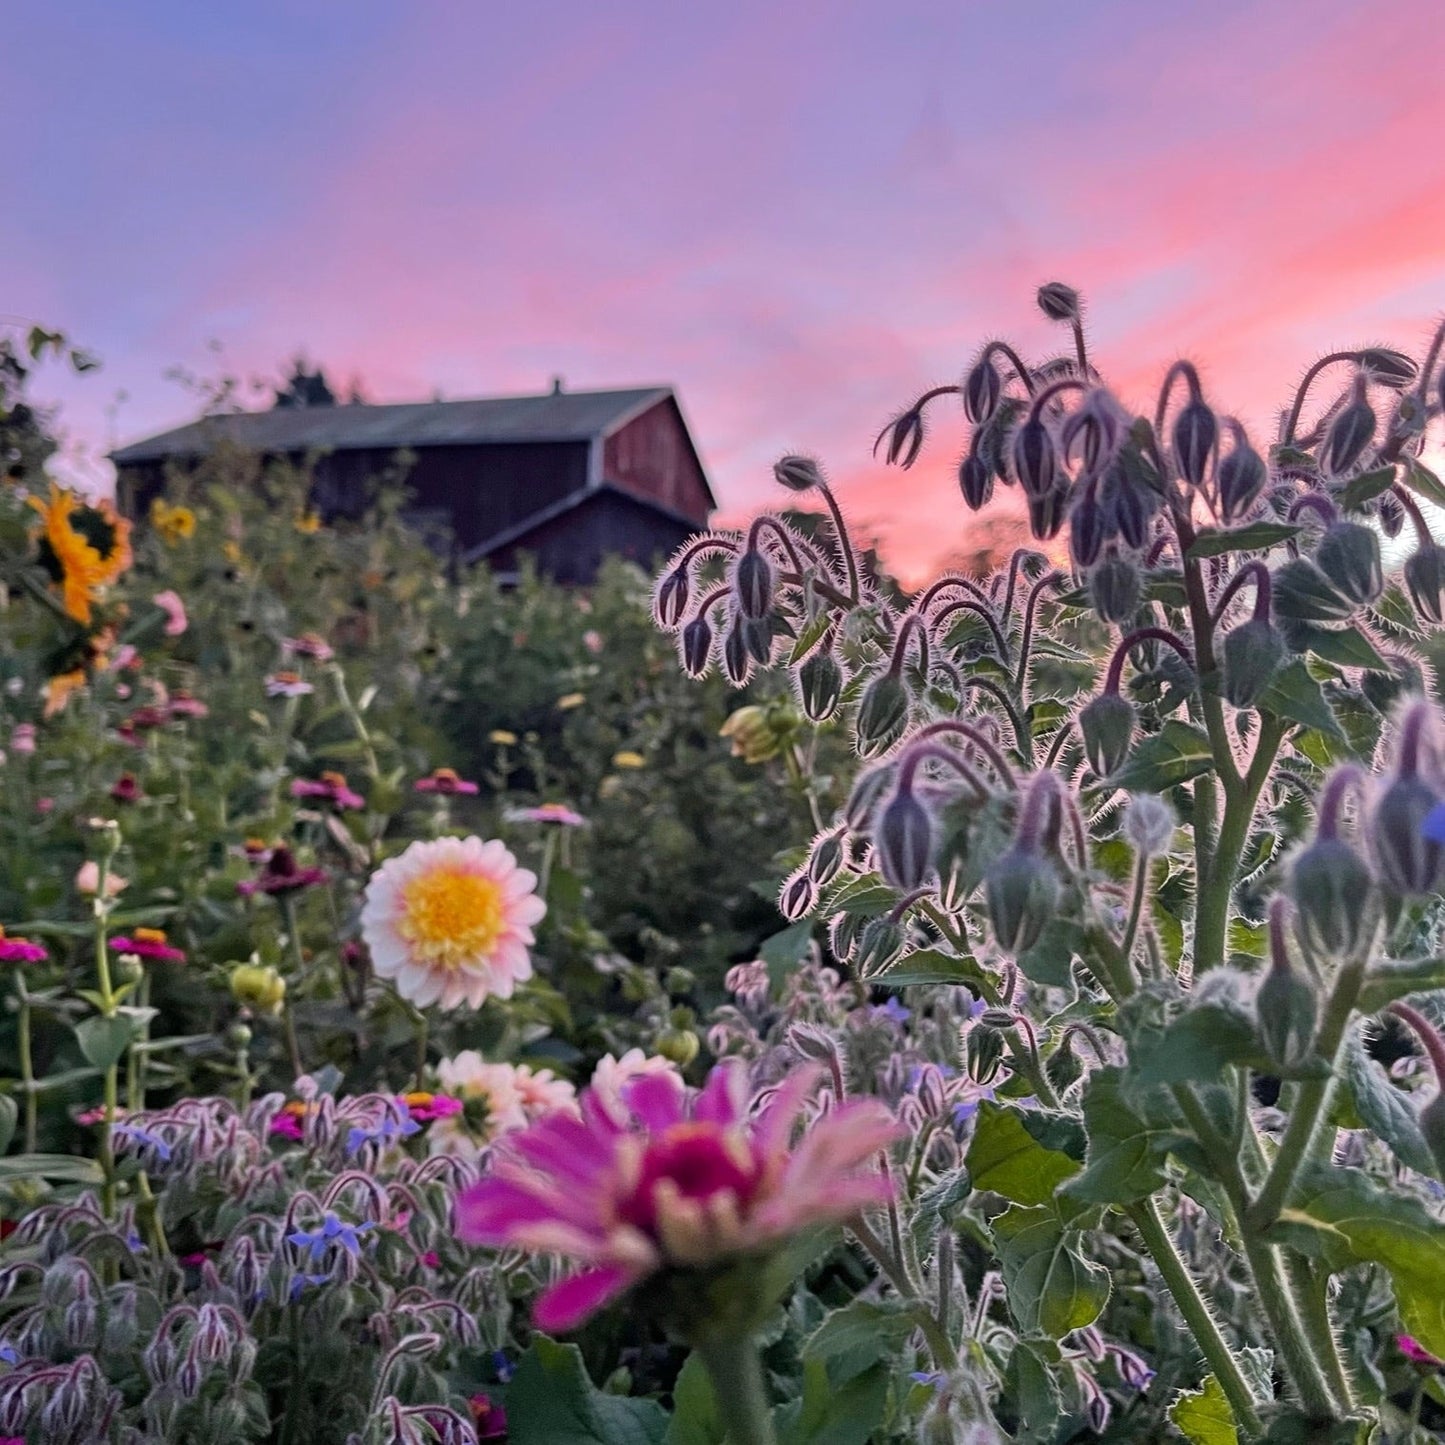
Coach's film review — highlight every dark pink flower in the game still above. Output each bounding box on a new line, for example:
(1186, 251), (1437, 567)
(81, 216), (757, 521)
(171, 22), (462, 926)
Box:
(1398, 1333), (1443, 1368)
(239, 845), (326, 897)
(110, 772), (142, 804)
(110, 928), (186, 963)
(457, 1059), (901, 1332)
(414, 766), (480, 796)
(468, 1394), (508, 1441)
(290, 770), (365, 810)
(152, 589), (188, 637)
(0, 928), (47, 964)
(168, 690), (209, 720)
(284, 633), (335, 663)
(400, 1091), (464, 1123)
(269, 1102), (315, 1141)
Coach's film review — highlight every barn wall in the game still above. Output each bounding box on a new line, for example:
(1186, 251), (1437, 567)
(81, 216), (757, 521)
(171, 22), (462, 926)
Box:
(603, 401), (712, 523)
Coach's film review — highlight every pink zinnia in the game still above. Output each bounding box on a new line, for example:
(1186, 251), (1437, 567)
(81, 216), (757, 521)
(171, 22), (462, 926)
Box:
(360, 837), (545, 1010)
(0, 928), (47, 964)
(168, 690), (209, 720)
(291, 770), (365, 809)
(238, 845), (326, 897)
(10, 723), (36, 755)
(400, 1090), (464, 1123)
(507, 802), (586, 827)
(110, 928), (186, 962)
(414, 766), (480, 796)
(457, 1060), (901, 1332)
(152, 589), (188, 637)
(110, 772), (142, 804)
(265, 671), (313, 698)
(284, 633), (335, 663)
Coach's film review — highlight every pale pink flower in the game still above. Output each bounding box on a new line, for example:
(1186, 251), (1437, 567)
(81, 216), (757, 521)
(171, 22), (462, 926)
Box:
(10, 724), (36, 755)
(582, 630), (603, 654)
(506, 802), (587, 828)
(284, 633), (335, 663)
(76, 861), (127, 897)
(361, 838), (544, 1010)
(589, 1049), (682, 1122)
(429, 1051), (531, 1159)
(152, 589), (188, 637)
(414, 766), (480, 795)
(511, 1064), (579, 1120)
(111, 644), (140, 671)
(457, 1060), (901, 1332)
(265, 671), (313, 698)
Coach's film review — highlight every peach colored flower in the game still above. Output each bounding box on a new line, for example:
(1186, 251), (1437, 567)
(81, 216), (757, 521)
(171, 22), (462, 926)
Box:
(76, 861), (127, 897)
(152, 589), (188, 636)
(589, 1049), (682, 1122)
(430, 1051), (530, 1159)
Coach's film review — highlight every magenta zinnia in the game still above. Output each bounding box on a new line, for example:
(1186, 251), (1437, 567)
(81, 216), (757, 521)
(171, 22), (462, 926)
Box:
(361, 836), (545, 1010)
(456, 1060), (901, 1332)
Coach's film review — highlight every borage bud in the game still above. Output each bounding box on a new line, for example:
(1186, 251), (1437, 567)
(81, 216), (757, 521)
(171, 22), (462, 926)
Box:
(854, 672), (909, 754)
(723, 616), (752, 684)
(985, 847), (1061, 955)
(1012, 418), (1057, 499)
(879, 409), (925, 468)
(1316, 520), (1382, 606)
(1272, 558), (1355, 625)
(856, 916), (905, 976)
(1221, 618), (1286, 709)
(1217, 430), (1267, 523)
(681, 615), (713, 677)
(1069, 486), (1108, 569)
(1078, 691), (1136, 777)
(773, 454), (823, 492)
(964, 1020), (1006, 1085)
(964, 353), (1002, 423)
(1290, 836), (1374, 962)
(743, 616), (773, 665)
(1037, 282), (1081, 323)
(846, 765), (894, 830)
(1172, 398), (1217, 488)
(733, 548), (773, 620)
(1123, 793), (1176, 857)
(654, 568), (690, 629)
(828, 910), (861, 963)
(1370, 775), (1445, 898)
(877, 787), (934, 891)
(1104, 454), (1159, 551)
(1377, 488), (1406, 539)
(958, 448), (994, 510)
(807, 828), (847, 886)
(1358, 347), (1417, 389)
(1322, 377), (1376, 477)
(1258, 914), (1318, 1072)
(1088, 553), (1142, 625)
(778, 869), (816, 922)
(1028, 482), (1069, 541)
(797, 650), (843, 722)
(1404, 544), (1445, 624)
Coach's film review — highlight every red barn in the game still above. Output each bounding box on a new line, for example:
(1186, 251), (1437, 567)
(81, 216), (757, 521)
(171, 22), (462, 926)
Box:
(111, 382), (715, 583)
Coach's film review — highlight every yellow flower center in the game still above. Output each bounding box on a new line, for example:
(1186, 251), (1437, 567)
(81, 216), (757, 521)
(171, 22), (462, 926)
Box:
(133, 927), (168, 944)
(397, 869), (506, 969)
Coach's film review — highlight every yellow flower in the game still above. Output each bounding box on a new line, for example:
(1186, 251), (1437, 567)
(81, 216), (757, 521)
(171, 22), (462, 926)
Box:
(221, 539), (242, 562)
(719, 701), (802, 765)
(488, 729), (518, 746)
(30, 485), (133, 624)
(43, 668), (87, 717)
(149, 498), (196, 543)
(611, 750), (646, 770)
(556, 692), (586, 711)
(294, 511), (322, 535)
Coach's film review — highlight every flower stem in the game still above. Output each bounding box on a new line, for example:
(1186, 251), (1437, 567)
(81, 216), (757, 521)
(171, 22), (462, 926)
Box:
(17, 981), (36, 1153)
(1126, 1198), (1263, 1436)
(695, 1334), (777, 1445)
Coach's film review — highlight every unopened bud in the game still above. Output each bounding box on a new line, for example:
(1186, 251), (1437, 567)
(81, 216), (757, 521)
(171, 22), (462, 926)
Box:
(1358, 348), (1417, 389)
(778, 869), (816, 923)
(828, 910), (861, 963)
(1258, 945), (1318, 1072)
(226, 1021), (254, 1049)
(743, 616), (773, 665)
(807, 829), (847, 887)
(1405, 544), (1445, 624)
(1036, 282), (1081, 323)
(773, 454), (823, 492)
(1322, 380), (1376, 477)
(656, 1028), (699, 1067)
(1029, 484), (1069, 541)
(846, 766), (895, 830)
(1377, 488), (1406, 539)
(1088, 554), (1142, 624)
(964, 1022), (1006, 1085)
(681, 616), (713, 677)
(1078, 691), (1135, 777)
(797, 650), (843, 722)
(877, 787), (934, 891)
(1290, 837), (1374, 961)
(984, 847), (1061, 955)
(1273, 558), (1355, 625)
(654, 567), (690, 628)
(964, 354), (1002, 424)
(1123, 793), (1176, 857)
(854, 673), (908, 754)
(1221, 618), (1286, 708)
(734, 548), (773, 620)
(1217, 434), (1268, 523)
(1013, 419), (1058, 500)
(1069, 487), (1107, 569)
(230, 962), (286, 1016)
(1316, 520), (1383, 606)
(958, 448), (994, 510)
(723, 615), (752, 684)
(1370, 775), (1445, 898)
(1172, 398), (1217, 488)
(1105, 454), (1158, 550)
(856, 916), (906, 976)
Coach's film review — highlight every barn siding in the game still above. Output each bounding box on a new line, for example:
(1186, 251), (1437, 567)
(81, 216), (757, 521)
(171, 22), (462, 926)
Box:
(603, 400), (711, 523)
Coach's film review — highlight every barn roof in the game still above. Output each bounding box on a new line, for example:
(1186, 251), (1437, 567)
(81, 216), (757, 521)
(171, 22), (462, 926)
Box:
(110, 386), (673, 465)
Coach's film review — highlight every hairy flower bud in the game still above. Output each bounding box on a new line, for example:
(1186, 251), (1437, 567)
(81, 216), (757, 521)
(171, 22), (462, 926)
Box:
(1370, 775), (1445, 898)
(985, 847), (1061, 955)
(1272, 558), (1355, 625)
(1358, 347), (1417, 388)
(1012, 418), (1058, 500)
(1078, 691), (1136, 777)
(654, 567), (690, 629)
(779, 869), (816, 923)
(846, 765), (894, 830)
(1217, 434), (1268, 523)
(828, 910), (861, 963)
(1405, 544), (1445, 624)
(773, 454), (823, 492)
(958, 448), (994, 510)
(1322, 378), (1376, 477)
(856, 916), (905, 976)
(1290, 837), (1375, 962)
(1172, 398), (1217, 488)
(1123, 793), (1176, 856)
(854, 672), (908, 754)
(797, 650), (844, 722)
(1258, 946), (1318, 1072)
(964, 1020), (1006, 1085)
(733, 548), (773, 620)
(743, 616), (773, 666)
(1069, 487), (1108, 569)
(964, 354), (1003, 424)
(1377, 488), (1406, 539)
(1027, 482), (1069, 541)
(1037, 282), (1081, 323)
(877, 787), (934, 891)
(1221, 618), (1286, 708)
(723, 616), (752, 684)
(681, 616), (713, 677)
(1316, 520), (1383, 606)
(807, 828), (847, 886)
(1088, 554), (1142, 624)
(1104, 452), (1160, 551)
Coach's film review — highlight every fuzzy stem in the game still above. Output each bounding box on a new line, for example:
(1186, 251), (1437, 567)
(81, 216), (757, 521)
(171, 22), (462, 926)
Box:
(1103, 627), (1194, 694)
(1154, 359), (1204, 444)
(904, 719), (1016, 786)
(1391, 484), (1436, 551)
(695, 1336), (777, 1445)
(931, 596), (1010, 664)
(1241, 1234), (1342, 1420)
(1209, 561), (1273, 628)
(1287, 1254), (1355, 1415)
(982, 340), (1038, 396)
(1282, 352), (1360, 445)
(17, 981), (36, 1154)
(1015, 571), (1063, 691)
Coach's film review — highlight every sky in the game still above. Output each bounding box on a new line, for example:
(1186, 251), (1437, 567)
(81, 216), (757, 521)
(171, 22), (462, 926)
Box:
(9, 0), (1445, 582)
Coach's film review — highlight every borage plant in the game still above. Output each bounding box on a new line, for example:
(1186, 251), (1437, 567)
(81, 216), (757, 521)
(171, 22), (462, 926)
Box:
(651, 285), (1445, 1441)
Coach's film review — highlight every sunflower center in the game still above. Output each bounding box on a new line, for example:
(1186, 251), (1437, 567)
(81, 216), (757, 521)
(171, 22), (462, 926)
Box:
(397, 869), (506, 968)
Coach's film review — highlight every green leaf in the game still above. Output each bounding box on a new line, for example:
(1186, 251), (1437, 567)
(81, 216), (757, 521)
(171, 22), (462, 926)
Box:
(1065, 1067), (1182, 1204)
(1335, 464), (1397, 511)
(1017, 918), (1085, 988)
(1170, 1375), (1238, 1445)
(75, 1015), (136, 1071)
(774, 1358), (888, 1445)
(1259, 660), (1344, 739)
(1342, 1033), (1438, 1179)
(824, 874), (896, 918)
(1187, 521), (1300, 559)
(787, 612), (833, 666)
(1357, 955), (1445, 1013)
(0, 1094), (15, 1154)
(666, 1355), (724, 1445)
(992, 1205), (1111, 1337)
(1402, 457), (1445, 510)
(1278, 1165), (1445, 1358)
(507, 1338), (667, 1445)
(760, 922), (814, 988)
(965, 1102), (1079, 1206)
(1295, 623), (1393, 672)
(0, 1154), (104, 1183)
(802, 1297), (918, 1375)
(1111, 721), (1215, 793)
(910, 1165), (972, 1250)
(1132, 1001), (1265, 1086)
(873, 948), (984, 988)
(1004, 1340), (1064, 1444)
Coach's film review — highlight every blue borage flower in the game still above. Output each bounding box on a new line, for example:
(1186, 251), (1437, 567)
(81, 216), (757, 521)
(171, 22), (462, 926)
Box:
(344, 1112), (420, 1156)
(110, 1122), (173, 1163)
(285, 1210), (374, 1263)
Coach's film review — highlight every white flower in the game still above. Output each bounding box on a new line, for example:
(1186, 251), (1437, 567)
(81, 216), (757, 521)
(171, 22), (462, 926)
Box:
(589, 1048), (683, 1122)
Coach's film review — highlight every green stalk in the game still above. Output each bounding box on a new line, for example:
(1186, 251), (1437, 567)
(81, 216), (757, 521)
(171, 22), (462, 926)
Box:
(1241, 1234), (1342, 1419)
(17, 979), (36, 1153)
(1127, 1198), (1262, 1436)
(1287, 1253), (1354, 1414)
(695, 1334), (778, 1445)
(91, 838), (121, 1217)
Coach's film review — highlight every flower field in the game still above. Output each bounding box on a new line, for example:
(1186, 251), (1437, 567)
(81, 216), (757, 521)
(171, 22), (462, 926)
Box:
(4, 292), (1445, 1444)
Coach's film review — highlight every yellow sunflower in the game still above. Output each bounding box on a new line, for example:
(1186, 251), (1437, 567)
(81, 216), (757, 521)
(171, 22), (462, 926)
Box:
(30, 486), (133, 625)
(149, 497), (196, 543)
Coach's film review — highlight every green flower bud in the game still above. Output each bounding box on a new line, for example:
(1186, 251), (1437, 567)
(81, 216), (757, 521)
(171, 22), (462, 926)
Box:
(1315, 520), (1383, 606)
(1258, 952), (1318, 1072)
(230, 962), (286, 1016)
(1078, 691), (1136, 777)
(1220, 618), (1287, 708)
(1289, 837), (1375, 962)
(225, 1021), (254, 1050)
(807, 829), (847, 887)
(1088, 554), (1142, 625)
(664, 966), (696, 995)
(876, 788), (934, 891)
(856, 916), (905, 976)
(984, 847), (1061, 955)
(1405, 543), (1445, 624)
(1272, 558), (1355, 625)
(115, 954), (145, 985)
(964, 1021), (1006, 1085)
(656, 1027), (700, 1067)
(734, 548), (773, 620)
(797, 650), (844, 722)
(854, 672), (909, 756)
(828, 911), (861, 964)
